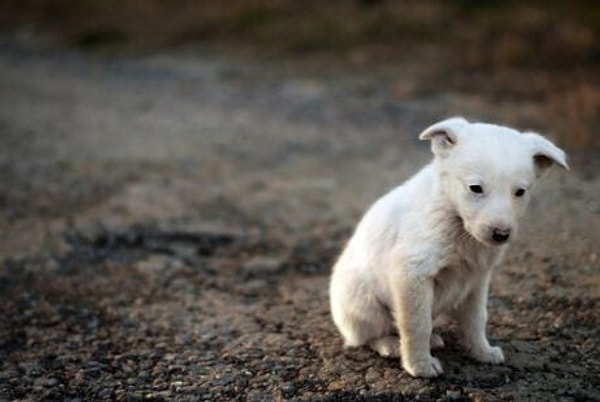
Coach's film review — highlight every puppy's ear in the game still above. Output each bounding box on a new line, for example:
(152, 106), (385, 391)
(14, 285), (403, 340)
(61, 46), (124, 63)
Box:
(522, 132), (569, 175)
(419, 117), (469, 157)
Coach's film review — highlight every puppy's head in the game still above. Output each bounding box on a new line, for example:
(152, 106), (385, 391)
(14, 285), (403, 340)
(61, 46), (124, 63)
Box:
(420, 117), (568, 247)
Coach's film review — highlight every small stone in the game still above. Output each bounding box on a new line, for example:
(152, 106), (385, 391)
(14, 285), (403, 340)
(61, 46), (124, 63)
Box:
(446, 389), (462, 400)
(244, 256), (285, 275)
(97, 388), (113, 400)
(170, 380), (185, 390)
(137, 370), (150, 380)
(42, 377), (58, 387)
(281, 382), (295, 397)
(85, 360), (108, 370)
(364, 367), (380, 383)
(215, 373), (235, 386)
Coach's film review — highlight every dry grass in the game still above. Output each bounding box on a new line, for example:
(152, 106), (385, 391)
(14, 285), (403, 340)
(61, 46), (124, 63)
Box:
(548, 82), (600, 150)
(2, 0), (598, 151)
(2, 1), (451, 51)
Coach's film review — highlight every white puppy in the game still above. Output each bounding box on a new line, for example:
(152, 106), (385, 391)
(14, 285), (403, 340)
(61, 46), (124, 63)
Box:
(329, 117), (568, 378)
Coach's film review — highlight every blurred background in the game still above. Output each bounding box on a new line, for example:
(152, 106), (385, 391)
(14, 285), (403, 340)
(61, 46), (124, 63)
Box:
(1, 2), (599, 400)
(2, 0), (599, 155)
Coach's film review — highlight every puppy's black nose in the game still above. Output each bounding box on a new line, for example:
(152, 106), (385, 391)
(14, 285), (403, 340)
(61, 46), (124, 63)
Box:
(492, 228), (511, 243)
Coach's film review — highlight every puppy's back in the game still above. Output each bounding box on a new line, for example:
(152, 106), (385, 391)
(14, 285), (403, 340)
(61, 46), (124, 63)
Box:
(334, 163), (436, 274)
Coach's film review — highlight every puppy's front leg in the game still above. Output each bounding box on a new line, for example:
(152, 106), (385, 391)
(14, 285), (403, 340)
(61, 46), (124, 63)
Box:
(392, 274), (443, 378)
(456, 271), (504, 364)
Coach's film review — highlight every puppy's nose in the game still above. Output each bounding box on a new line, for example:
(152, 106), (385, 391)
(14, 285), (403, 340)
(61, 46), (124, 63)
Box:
(492, 228), (511, 243)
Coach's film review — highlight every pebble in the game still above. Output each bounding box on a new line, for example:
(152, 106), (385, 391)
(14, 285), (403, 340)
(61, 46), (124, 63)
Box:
(280, 381), (296, 397)
(364, 367), (380, 383)
(145, 391), (172, 399)
(137, 370), (150, 380)
(170, 380), (185, 389)
(97, 388), (113, 400)
(446, 389), (462, 400)
(42, 377), (59, 387)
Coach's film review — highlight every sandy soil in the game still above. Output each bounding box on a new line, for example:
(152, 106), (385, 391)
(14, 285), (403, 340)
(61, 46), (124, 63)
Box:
(0, 39), (598, 401)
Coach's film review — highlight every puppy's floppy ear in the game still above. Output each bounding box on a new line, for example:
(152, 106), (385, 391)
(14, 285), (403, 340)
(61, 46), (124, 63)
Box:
(522, 132), (569, 174)
(419, 117), (469, 157)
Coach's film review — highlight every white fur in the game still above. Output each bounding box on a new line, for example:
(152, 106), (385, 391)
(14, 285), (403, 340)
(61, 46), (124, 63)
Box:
(330, 117), (568, 378)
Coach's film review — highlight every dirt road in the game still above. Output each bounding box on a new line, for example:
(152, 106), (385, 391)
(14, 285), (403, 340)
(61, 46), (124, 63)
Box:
(0, 40), (598, 401)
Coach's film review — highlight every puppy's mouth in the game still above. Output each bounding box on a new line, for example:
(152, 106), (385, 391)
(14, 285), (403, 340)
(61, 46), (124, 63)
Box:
(473, 230), (511, 247)
(457, 217), (506, 247)
(456, 217), (480, 243)
(481, 237), (508, 247)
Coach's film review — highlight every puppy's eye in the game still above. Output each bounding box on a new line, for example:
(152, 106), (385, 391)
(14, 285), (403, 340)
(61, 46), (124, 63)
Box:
(515, 188), (526, 197)
(469, 185), (483, 194)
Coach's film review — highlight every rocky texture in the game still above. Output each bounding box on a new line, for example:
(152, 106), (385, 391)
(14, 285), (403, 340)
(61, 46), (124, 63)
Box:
(0, 40), (598, 401)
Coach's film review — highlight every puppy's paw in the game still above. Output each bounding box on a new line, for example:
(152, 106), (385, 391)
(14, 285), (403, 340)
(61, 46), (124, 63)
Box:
(430, 334), (445, 350)
(471, 345), (504, 364)
(403, 356), (444, 378)
(370, 336), (400, 358)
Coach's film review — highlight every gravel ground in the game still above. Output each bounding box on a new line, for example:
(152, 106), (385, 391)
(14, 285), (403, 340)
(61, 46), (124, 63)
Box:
(0, 39), (599, 401)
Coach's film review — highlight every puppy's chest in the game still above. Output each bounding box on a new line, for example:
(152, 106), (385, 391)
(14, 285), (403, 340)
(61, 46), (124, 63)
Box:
(432, 248), (494, 314)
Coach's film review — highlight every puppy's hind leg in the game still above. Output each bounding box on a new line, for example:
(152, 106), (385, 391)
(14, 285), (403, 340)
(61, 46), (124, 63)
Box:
(370, 335), (400, 358)
(431, 314), (450, 350)
(430, 333), (445, 350)
(338, 304), (394, 350)
(331, 266), (395, 350)
(332, 292), (394, 351)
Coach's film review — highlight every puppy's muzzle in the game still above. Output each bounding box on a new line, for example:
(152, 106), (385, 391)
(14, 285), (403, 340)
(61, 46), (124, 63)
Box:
(491, 228), (511, 244)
